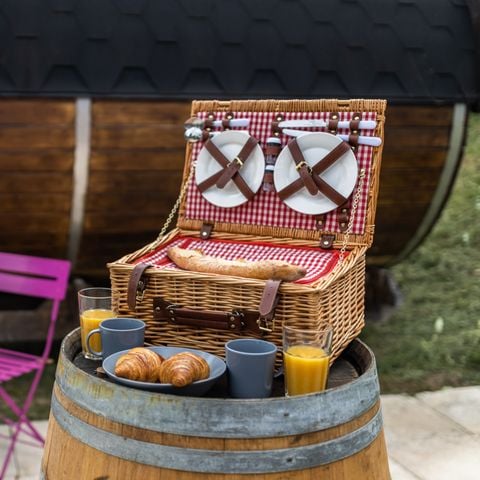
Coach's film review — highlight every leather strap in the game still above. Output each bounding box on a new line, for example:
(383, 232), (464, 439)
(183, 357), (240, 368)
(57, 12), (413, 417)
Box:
(215, 136), (258, 188)
(338, 204), (350, 232)
(328, 113), (339, 133)
(153, 297), (262, 334)
(127, 263), (150, 311)
(350, 112), (362, 132)
(259, 279), (281, 319)
(277, 141), (351, 206)
(288, 139), (319, 195)
(196, 138), (256, 200)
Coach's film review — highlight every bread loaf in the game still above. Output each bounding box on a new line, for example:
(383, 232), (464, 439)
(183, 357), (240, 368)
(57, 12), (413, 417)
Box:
(167, 246), (306, 282)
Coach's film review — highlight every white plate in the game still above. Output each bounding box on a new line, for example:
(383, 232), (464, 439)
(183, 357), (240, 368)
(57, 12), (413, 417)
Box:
(274, 132), (358, 215)
(102, 346), (226, 396)
(195, 131), (265, 208)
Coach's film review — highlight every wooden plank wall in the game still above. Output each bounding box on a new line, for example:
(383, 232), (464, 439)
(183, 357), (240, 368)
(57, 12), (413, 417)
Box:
(75, 100), (191, 278)
(370, 105), (454, 265)
(0, 99), (75, 259)
(0, 99), (461, 276)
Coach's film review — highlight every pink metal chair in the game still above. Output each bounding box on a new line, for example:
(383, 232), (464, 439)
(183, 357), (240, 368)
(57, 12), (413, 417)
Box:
(0, 252), (70, 478)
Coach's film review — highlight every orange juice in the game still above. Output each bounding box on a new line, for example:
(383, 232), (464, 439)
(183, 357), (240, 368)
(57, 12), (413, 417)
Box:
(80, 309), (115, 354)
(283, 344), (330, 396)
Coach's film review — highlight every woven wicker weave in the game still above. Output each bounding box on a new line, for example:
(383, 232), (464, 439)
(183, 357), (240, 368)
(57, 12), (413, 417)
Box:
(108, 98), (386, 366)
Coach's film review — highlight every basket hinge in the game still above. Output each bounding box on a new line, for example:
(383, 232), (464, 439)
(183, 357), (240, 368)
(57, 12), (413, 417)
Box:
(257, 279), (282, 334)
(200, 223), (213, 240)
(320, 234), (335, 249)
(127, 263), (150, 311)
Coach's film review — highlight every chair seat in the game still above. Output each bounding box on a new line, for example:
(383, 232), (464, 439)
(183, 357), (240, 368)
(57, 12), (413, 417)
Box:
(0, 349), (43, 383)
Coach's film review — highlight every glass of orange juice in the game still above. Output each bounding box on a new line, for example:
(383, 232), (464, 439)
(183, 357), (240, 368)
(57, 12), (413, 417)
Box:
(78, 288), (115, 359)
(282, 324), (333, 396)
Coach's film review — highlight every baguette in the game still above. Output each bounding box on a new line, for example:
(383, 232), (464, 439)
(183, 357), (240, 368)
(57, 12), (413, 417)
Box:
(167, 246), (307, 282)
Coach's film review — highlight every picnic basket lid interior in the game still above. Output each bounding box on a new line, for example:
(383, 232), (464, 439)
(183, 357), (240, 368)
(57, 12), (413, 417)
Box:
(177, 99), (386, 249)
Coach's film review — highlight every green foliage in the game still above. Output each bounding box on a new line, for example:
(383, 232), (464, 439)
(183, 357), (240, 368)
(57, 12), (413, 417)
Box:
(362, 113), (480, 393)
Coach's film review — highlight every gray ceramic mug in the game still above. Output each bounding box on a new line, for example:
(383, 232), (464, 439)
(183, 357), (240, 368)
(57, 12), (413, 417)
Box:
(225, 338), (277, 398)
(86, 318), (145, 360)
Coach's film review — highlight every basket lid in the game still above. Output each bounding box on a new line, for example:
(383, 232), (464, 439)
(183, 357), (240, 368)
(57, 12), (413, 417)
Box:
(177, 99), (386, 249)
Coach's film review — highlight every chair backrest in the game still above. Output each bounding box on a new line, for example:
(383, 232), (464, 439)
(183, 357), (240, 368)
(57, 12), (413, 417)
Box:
(0, 252), (70, 302)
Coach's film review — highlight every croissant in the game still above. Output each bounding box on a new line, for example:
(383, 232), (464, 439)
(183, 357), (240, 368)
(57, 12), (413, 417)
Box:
(158, 352), (210, 387)
(114, 347), (164, 383)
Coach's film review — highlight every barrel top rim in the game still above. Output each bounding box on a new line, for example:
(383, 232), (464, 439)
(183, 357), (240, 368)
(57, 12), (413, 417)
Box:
(59, 328), (376, 405)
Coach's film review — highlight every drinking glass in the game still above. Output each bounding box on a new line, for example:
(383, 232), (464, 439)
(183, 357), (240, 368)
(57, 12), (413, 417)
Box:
(282, 324), (333, 396)
(78, 287), (115, 359)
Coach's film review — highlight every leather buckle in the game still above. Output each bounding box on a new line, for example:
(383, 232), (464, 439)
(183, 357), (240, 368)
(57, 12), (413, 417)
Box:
(257, 316), (274, 333)
(136, 279), (147, 303)
(295, 160), (311, 173)
(233, 156), (244, 167)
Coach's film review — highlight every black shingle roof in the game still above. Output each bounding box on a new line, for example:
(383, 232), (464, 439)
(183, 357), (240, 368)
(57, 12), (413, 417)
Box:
(0, 0), (478, 104)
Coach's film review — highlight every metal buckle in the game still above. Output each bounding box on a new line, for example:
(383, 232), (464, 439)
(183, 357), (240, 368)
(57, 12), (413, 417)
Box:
(136, 279), (147, 303)
(233, 156), (243, 167)
(257, 316), (274, 333)
(295, 161), (311, 173)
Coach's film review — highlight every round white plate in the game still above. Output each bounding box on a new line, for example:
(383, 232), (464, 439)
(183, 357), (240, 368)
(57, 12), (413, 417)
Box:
(195, 131), (265, 208)
(103, 346), (226, 396)
(274, 132), (358, 215)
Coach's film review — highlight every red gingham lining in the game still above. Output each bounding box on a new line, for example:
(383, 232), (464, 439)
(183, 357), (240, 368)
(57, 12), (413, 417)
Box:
(184, 110), (376, 235)
(134, 236), (347, 285)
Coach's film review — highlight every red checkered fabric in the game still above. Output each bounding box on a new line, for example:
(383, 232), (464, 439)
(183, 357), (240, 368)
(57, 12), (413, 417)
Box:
(184, 110), (376, 235)
(134, 236), (346, 285)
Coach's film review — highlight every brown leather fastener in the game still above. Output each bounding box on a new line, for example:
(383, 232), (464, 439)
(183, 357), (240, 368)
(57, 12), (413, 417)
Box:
(259, 279), (282, 320)
(127, 263), (150, 311)
(288, 139), (318, 195)
(215, 136), (258, 189)
(221, 118), (231, 129)
(271, 121), (282, 136)
(204, 118), (214, 130)
(320, 234), (335, 249)
(350, 112), (362, 132)
(328, 113), (339, 133)
(277, 141), (351, 206)
(348, 133), (359, 151)
(153, 297), (261, 334)
(200, 223), (213, 240)
(338, 205), (350, 232)
(196, 139), (256, 201)
(315, 214), (326, 229)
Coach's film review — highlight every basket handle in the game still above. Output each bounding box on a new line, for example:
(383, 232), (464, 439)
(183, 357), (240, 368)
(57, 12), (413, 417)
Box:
(152, 280), (282, 335)
(153, 297), (262, 334)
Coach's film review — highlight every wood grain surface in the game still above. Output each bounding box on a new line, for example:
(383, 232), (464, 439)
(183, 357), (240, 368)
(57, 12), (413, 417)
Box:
(0, 99), (461, 274)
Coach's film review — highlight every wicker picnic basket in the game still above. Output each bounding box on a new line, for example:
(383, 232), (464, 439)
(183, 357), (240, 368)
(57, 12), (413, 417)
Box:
(108, 98), (386, 365)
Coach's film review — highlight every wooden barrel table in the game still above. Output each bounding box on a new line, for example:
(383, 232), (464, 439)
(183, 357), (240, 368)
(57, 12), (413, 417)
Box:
(41, 329), (390, 479)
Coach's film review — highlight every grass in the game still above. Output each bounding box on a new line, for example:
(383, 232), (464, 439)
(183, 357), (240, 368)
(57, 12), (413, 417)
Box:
(362, 113), (480, 393)
(2, 114), (480, 419)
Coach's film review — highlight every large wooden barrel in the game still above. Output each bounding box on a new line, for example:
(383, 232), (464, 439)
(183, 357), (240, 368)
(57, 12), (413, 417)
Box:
(0, 99), (465, 278)
(42, 329), (390, 479)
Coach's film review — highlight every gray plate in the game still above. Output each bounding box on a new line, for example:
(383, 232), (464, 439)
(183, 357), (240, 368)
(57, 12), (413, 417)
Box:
(102, 346), (226, 396)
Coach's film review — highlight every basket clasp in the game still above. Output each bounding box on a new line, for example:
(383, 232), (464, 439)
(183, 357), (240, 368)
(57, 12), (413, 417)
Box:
(257, 316), (274, 333)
